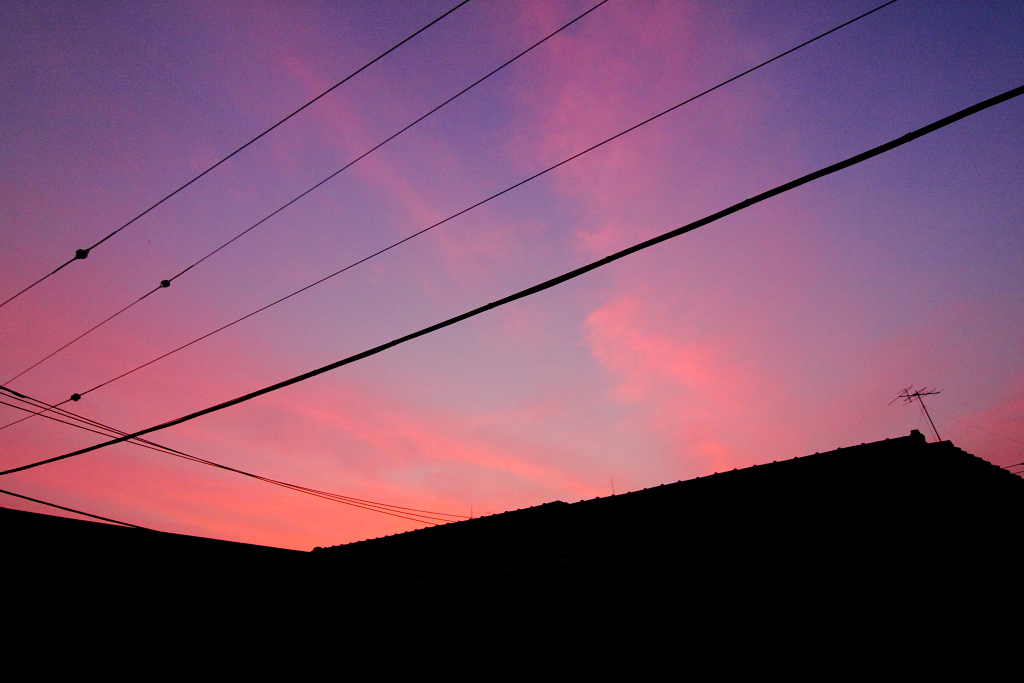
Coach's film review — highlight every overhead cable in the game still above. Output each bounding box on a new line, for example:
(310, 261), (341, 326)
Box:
(0, 0), (896, 415)
(932, 409), (1024, 446)
(3, 0), (609, 386)
(0, 394), (457, 525)
(4, 81), (1020, 477)
(0, 486), (153, 530)
(0, 0), (472, 311)
(0, 388), (465, 525)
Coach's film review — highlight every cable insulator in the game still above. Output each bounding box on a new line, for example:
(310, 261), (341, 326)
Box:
(70, 393), (81, 401)
(74, 249), (89, 260)
(160, 280), (170, 288)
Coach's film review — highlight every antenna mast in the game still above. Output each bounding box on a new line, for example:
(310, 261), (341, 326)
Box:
(891, 386), (943, 441)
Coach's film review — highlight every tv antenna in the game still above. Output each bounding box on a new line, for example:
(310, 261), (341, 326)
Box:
(891, 386), (943, 441)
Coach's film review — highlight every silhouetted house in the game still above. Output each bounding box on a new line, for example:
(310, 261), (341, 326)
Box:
(313, 429), (1021, 594)
(5, 430), (1020, 675)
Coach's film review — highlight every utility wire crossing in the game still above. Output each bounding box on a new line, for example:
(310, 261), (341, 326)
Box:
(0, 0), (472, 311)
(0, 0), (897, 425)
(5, 81), (1020, 478)
(2, 0), (610, 387)
(0, 386), (466, 525)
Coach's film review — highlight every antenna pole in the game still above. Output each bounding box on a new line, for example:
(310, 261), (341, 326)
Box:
(918, 396), (941, 442)
(891, 387), (943, 442)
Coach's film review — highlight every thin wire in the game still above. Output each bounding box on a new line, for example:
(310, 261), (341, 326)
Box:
(0, 487), (153, 530)
(931, 409), (1024, 446)
(0, 394), (462, 524)
(0, 389), (465, 525)
(0, 255), (79, 314)
(166, 0), (611, 284)
(1, 0), (897, 409)
(6, 81), (1020, 478)
(0, 0), (472, 312)
(5, 286), (160, 384)
(0, 396), (452, 525)
(3, 0), (610, 386)
(0, 384), (68, 431)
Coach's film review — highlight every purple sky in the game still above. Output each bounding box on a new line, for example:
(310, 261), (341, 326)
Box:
(1, 0), (1022, 549)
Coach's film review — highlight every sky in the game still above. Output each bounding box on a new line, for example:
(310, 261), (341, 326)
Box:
(1, 0), (1021, 550)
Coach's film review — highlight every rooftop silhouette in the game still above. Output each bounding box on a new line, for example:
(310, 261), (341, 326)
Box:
(6, 430), (1020, 675)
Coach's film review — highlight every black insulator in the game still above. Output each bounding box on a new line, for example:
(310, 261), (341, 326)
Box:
(160, 280), (171, 288)
(74, 249), (89, 260)
(70, 393), (81, 401)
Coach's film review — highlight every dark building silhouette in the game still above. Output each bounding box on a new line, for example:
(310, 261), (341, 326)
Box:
(5, 430), (1021, 675)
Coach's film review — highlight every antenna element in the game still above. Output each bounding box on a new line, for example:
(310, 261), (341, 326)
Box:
(891, 386), (943, 441)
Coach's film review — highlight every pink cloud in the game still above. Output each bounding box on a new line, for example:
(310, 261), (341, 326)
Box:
(584, 293), (753, 472)
(505, 1), (702, 167)
(268, 382), (603, 501)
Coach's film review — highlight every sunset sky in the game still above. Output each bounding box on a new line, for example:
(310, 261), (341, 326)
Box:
(1, 0), (1022, 549)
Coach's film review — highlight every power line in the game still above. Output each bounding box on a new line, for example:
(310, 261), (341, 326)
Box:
(6, 288), (161, 385)
(0, 388), (466, 525)
(932, 409), (1024, 447)
(0, 388), (465, 523)
(0, 0), (897, 413)
(0, 401), (459, 527)
(5, 81), (1020, 478)
(0, 0), (473, 312)
(0, 486), (153, 530)
(3, 0), (610, 387)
